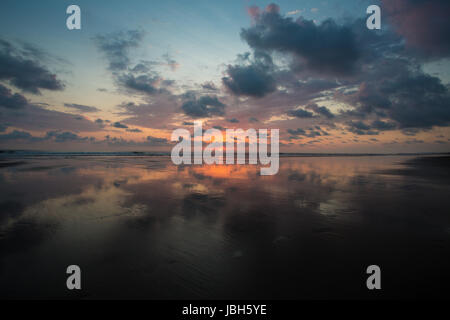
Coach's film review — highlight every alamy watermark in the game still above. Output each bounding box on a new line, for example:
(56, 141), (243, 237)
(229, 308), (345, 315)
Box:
(170, 121), (279, 175)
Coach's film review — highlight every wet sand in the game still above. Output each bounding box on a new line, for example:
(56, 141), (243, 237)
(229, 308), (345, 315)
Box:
(0, 155), (449, 299)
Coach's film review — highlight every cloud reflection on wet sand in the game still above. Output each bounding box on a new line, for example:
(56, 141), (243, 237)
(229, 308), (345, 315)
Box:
(0, 155), (449, 299)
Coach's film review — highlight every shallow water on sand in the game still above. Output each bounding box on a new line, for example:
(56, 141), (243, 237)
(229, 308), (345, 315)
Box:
(0, 155), (449, 299)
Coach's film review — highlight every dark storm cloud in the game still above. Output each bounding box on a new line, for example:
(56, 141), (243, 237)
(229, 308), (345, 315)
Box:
(93, 30), (144, 71)
(113, 122), (129, 129)
(222, 52), (276, 97)
(181, 95), (225, 118)
(241, 4), (360, 75)
(382, 0), (450, 57)
(64, 103), (100, 113)
(0, 84), (28, 109)
(0, 39), (64, 94)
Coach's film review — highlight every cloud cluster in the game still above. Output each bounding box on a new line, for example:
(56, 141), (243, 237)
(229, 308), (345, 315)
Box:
(382, 0), (450, 57)
(93, 30), (176, 96)
(0, 84), (28, 109)
(93, 30), (144, 71)
(242, 4), (360, 75)
(288, 126), (329, 138)
(0, 130), (90, 143)
(0, 84), (100, 132)
(224, 3), (450, 139)
(181, 95), (226, 118)
(222, 51), (276, 97)
(0, 39), (64, 94)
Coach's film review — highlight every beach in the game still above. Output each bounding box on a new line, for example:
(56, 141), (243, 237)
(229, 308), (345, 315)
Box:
(0, 154), (449, 299)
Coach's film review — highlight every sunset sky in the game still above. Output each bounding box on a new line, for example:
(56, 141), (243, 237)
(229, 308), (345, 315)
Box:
(0, 0), (449, 152)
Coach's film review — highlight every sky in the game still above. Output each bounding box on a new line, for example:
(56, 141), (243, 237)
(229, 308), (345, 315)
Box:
(0, 0), (449, 152)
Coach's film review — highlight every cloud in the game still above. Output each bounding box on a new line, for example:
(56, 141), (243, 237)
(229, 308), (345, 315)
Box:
(45, 131), (89, 142)
(222, 51), (276, 97)
(346, 121), (379, 135)
(240, 4), (360, 75)
(339, 59), (450, 129)
(93, 30), (144, 71)
(201, 82), (217, 91)
(113, 122), (129, 129)
(0, 130), (35, 141)
(162, 53), (179, 71)
(227, 118), (239, 123)
(181, 95), (226, 118)
(286, 9), (301, 16)
(103, 135), (171, 147)
(1, 106), (101, 132)
(287, 108), (314, 118)
(0, 39), (64, 94)
(64, 103), (100, 113)
(0, 86), (101, 132)
(382, 0), (450, 57)
(118, 73), (162, 95)
(126, 128), (142, 133)
(1, 105), (101, 132)
(93, 31), (175, 97)
(0, 83), (28, 109)
(371, 120), (397, 131)
(287, 127), (325, 138)
(305, 103), (335, 119)
(0, 130), (90, 143)
(146, 135), (169, 146)
(287, 128), (306, 136)
(116, 96), (180, 130)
